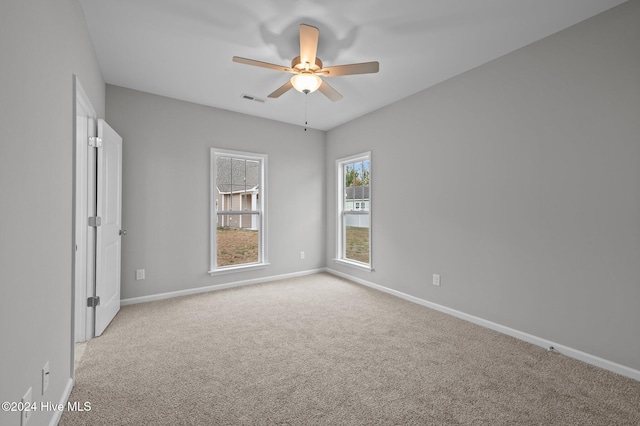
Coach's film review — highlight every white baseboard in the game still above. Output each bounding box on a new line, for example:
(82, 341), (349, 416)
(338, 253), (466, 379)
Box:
(121, 268), (325, 306)
(49, 377), (74, 426)
(325, 268), (640, 382)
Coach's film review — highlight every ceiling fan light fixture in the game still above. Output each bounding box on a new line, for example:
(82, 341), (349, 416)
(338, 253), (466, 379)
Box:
(234, 24), (377, 102)
(290, 72), (322, 94)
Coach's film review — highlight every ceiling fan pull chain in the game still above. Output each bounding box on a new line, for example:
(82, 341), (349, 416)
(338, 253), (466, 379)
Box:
(304, 93), (308, 132)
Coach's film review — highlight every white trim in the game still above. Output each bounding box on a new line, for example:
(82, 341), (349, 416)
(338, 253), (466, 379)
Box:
(73, 75), (98, 354)
(333, 258), (373, 272)
(49, 377), (74, 426)
(121, 268), (324, 306)
(208, 262), (271, 276)
(325, 268), (640, 382)
(336, 151), (372, 268)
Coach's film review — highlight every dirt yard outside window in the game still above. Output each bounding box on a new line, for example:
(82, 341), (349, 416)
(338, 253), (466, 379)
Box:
(216, 226), (369, 267)
(216, 227), (259, 267)
(345, 226), (369, 264)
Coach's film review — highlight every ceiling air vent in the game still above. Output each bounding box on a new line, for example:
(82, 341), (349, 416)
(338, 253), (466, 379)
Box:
(241, 94), (265, 103)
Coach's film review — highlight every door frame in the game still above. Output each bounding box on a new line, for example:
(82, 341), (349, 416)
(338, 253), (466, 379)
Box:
(73, 76), (97, 348)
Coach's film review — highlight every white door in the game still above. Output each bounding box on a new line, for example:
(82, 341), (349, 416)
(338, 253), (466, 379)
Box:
(94, 119), (123, 336)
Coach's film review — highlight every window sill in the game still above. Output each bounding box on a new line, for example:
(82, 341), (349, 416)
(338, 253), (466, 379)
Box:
(333, 258), (373, 272)
(208, 263), (270, 276)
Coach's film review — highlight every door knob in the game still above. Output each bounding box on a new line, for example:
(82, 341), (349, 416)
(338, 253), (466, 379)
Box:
(119, 229), (127, 236)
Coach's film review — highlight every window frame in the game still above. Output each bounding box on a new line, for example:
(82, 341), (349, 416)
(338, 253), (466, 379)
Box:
(209, 148), (268, 274)
(335, 151), (372, 271)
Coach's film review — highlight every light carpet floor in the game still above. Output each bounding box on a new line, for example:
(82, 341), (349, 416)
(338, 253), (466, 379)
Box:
(61, 273), (640, 425)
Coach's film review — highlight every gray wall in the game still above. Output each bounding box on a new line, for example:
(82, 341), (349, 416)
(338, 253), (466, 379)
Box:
(105, 85), (325, 300)
(1, 7), (637, 425)
(0, 1), (105, 425)
(326, 1), (640, 371)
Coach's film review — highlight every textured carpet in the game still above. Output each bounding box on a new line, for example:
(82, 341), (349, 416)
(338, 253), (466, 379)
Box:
(60, 273), (640, 425)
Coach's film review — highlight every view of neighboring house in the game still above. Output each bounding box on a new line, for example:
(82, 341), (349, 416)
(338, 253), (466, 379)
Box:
(345, 185), (369, 211)
(215, 156), (260, 230)
(345, 185), (369, 228)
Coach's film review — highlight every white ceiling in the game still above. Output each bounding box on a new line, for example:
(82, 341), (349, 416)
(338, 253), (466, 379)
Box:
(79, 0), (626, 131)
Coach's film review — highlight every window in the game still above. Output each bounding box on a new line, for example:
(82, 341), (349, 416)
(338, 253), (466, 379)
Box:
(210, 148), (267, 273)
(337, 152), (371, 269)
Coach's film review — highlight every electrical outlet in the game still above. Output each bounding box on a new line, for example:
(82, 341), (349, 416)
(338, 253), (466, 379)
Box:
(300, 251), (305, 260)
(21, 387), (32, 426)
(135, 269), (145, 280)
(432, 274), (441, 286)
(42, 361), (50, 395)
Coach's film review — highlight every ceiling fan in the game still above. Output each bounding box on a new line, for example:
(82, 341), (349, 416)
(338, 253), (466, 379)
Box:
(233, 24), (379, 102)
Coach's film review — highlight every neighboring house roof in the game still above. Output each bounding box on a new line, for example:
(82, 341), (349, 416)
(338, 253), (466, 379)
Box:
(346, 185), (369, 200)
(217, 185), (259, 195)
(216, 156), (259, 194)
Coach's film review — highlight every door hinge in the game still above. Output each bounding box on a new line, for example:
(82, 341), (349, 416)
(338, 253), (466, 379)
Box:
(88, 216), (102, 227)
(88, 136), (103, 148)
(87, 296), (100, 308)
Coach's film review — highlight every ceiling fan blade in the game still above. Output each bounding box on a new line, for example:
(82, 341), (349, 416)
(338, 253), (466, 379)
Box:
(268, 80), (294, 98)
(299, 24), (319, 68)
(233, 56), (294, 73)
(318, 79), (343, 102)
(320, 61), (380, 77)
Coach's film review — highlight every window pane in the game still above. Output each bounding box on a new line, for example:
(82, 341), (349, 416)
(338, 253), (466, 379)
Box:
(344, 213), (369, 264)
(343, 160), (370, 210)
(212, 149), (266, 272)
(232, 158), (245, 191)
(217, 157), (261, 212)
(217, 214), (259, 267)
(338, 152), (371, 267)
(216, 157), (232, 195)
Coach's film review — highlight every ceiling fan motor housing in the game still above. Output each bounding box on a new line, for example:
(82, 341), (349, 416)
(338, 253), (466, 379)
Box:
(292, 56), (323, 72)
